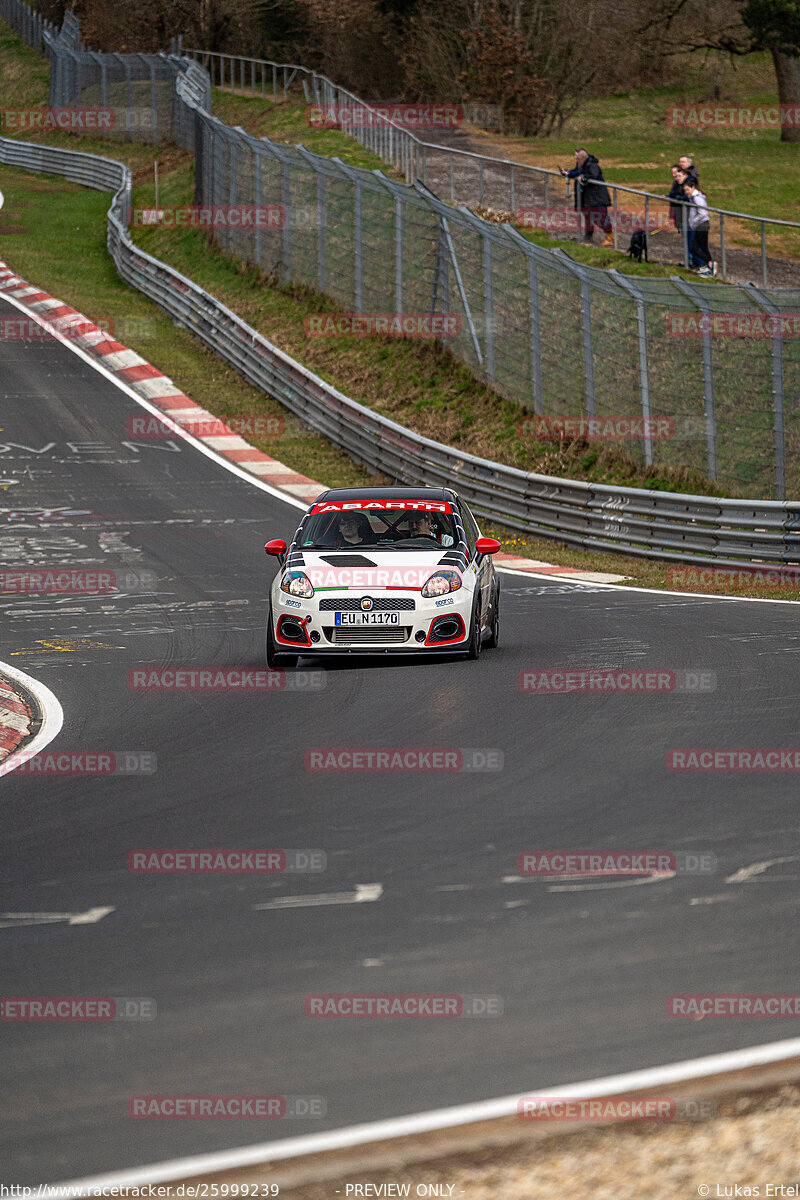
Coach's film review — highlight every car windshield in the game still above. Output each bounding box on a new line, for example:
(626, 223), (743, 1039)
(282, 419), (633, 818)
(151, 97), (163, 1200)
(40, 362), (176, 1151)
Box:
(298, 506), (458, 551)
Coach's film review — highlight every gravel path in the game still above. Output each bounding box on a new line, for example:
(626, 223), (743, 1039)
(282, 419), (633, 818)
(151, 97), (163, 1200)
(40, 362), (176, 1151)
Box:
(276, 1083), (800, 1199)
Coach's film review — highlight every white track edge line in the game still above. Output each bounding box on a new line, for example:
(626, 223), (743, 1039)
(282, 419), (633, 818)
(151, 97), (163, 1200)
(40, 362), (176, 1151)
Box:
(0, 659), (64, 779)
(48, 1036), (800, 1191)
(495, 564), (800, 604)
(0, 289), (309, 514)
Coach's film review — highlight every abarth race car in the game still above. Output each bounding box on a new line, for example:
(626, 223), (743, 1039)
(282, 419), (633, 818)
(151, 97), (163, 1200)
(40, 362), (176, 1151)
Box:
(264, 487), (501, 666)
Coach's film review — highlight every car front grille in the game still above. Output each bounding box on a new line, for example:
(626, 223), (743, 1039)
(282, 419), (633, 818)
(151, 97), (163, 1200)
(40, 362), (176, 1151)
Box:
(323, 626), (412, 645)
(318, 597), (415, 611)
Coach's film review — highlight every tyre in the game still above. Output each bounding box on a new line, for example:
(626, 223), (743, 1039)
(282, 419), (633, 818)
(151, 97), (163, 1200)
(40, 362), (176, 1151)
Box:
(266, 606), (298, 669)
(466, 597), (482, 660)
(484, 585), (500, 649)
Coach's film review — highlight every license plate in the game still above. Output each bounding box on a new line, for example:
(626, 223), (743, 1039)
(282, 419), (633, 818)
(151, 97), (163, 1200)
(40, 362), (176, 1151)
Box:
(334, 612), (400, 626)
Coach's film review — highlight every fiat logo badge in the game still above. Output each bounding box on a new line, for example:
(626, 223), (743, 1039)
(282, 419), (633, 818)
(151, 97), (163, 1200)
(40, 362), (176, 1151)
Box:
(361, 597), (374, 611)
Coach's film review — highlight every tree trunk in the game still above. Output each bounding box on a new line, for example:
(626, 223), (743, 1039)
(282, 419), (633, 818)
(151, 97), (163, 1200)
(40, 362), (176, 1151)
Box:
(772, 48), (800, 143)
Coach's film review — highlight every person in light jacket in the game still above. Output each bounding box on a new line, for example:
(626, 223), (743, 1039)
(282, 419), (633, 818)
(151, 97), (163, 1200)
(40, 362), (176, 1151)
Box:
(683, 180), (716, 277)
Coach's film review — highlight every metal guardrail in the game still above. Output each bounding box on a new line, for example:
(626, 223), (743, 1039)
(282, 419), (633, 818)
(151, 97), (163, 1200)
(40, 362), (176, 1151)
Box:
(2, 127), (800, 568)
(184, 47), (800, 290)
(17, 2), (800, 502)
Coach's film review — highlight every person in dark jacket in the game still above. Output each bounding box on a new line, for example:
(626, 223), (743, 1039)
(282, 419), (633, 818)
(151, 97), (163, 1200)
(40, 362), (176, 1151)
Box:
(665, 165), (686, 230)
(559, 148), (614, 246)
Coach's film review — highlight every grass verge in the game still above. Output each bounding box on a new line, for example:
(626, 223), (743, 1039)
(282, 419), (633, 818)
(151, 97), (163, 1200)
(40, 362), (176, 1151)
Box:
(1, 22), (797, 599)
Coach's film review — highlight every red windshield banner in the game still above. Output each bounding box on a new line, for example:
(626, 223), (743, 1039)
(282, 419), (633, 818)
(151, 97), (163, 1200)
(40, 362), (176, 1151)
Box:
(310, 501), (453, 514)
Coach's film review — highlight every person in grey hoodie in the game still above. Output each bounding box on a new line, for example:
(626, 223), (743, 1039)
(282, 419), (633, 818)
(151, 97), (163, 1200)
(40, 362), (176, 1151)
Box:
(683, 179), (716, 277)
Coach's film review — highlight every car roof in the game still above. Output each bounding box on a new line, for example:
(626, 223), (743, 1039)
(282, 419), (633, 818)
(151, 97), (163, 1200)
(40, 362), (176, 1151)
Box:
(313, 486), (455, 503)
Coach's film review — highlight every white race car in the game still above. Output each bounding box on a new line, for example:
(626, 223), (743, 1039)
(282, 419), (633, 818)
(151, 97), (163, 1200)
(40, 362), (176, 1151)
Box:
(264, 487), (501, 666)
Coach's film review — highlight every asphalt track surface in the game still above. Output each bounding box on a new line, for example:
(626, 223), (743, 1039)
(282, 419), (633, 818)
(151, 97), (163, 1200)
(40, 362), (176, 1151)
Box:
(1, 290), (799, 1183)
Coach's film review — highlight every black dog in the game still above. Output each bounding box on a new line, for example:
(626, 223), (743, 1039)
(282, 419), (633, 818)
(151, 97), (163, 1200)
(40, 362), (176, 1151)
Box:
(627, 229), (648, 262)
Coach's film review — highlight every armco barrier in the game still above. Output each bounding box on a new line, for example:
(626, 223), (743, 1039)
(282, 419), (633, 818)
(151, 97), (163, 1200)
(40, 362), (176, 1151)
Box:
(23, 2), (800, 503)
(2, 130), (800, 568)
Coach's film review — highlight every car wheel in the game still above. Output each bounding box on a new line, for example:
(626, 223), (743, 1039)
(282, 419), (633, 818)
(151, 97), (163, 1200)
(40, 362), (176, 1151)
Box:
(466, 598), (482, 660)
(266, 606), (298, 669)
(485, 586), (500, 649)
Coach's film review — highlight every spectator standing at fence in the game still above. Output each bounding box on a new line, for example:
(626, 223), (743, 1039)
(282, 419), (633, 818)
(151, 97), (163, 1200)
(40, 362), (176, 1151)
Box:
(559, 149), (614, 247)
(679, 155), (698, 184)
(684, 179), (717, 276)
(674, 166), (701, 266)
(665, 165), (686, 230)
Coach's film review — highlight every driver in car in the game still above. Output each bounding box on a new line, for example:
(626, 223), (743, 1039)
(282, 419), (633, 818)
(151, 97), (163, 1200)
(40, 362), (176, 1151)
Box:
(407, 513), (437, 539)
(332, 511), (372, 547)
(404, 512), (454, 546)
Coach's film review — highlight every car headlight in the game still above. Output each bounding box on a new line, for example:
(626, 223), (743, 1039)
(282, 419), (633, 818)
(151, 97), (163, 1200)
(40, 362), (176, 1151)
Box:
(281, 571), (314, 598)
(421, 570), (462, 598)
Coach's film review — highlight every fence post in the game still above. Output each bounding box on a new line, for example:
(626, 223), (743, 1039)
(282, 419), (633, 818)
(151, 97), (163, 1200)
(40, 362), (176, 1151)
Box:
(673, 277), (717, 480)
(501, 226), (545, 414)
(317, 172), (326, 292)
(744, 283), (786, 500)
(282, 161), (291, 283)
(354, 178), (363, 311)
(550, 250), (596, 418)
(395, 194), (403, 315)
(610, 270), (653, 468)
(483, 233), (495, 381)
(252, 143), (262, 267)
(148, 57), (158, 142)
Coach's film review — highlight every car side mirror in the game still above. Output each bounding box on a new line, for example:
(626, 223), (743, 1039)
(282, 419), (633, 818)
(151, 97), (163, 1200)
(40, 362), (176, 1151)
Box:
(264, 539), (288, 559)
(475, 537), (501, 555)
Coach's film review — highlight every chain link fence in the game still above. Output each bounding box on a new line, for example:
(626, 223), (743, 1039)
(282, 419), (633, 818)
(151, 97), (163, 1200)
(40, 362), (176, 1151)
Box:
(187, 48), (800, 292)
(4, 0), (800, 500)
